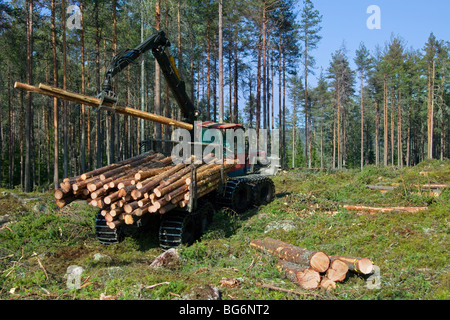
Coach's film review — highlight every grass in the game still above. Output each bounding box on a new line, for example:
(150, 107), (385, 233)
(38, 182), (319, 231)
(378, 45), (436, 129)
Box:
(0, 159), (448, 300)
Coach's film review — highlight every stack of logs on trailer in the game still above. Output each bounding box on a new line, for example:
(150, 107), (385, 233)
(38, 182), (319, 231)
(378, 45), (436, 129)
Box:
(54, 151), (234, 230)
(250, 237), (374, 290)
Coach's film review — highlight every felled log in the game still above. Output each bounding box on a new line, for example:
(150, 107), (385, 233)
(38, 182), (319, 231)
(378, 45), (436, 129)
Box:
(250, 237), (330, 273)
(329, 255), (374, 275)
(55, 195), (77, 208)
(277, 260), (321, 290)
(366, 185), (395, 192)
(343, 205), (428, 214)
(325, 258), (349, 282)
(54, 188), (72, 200)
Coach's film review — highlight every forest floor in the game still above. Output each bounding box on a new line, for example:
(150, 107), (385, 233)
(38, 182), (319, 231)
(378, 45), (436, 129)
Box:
(0, 159), (449, 300)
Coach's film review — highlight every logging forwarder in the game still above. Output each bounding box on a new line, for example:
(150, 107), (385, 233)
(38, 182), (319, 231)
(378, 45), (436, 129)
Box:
(96, 29), (279, 248)
(16, 30), (279, 248)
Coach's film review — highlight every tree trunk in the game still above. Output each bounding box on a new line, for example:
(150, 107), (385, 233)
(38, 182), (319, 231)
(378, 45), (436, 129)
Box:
(250, 237), (330, 272)
(262, 4), (267, 129)
(233, 37), (239, 124)
(375, 100), (379, 166)
(62, 0), (68, 178)
(24, 0), (33, 192)
(218, 0), (223, 123)
(80, 0), (86, 173)
(154, 0), (162, 151)
(383, 77), (388, 166)
(391, 91), (395, 166)
(256, 35), (262, 134)
(360, 72), (364, 170)
(206, 3), (211, 121)
(292, 97), (295, 168)
(304, 31), (309, 168)
(164, 0), (171, 154)
(95, 1), (102, 169)
(51, 0), (58, 187)
(8, 67), (15, 188)
(397, 91), (403, 167)
(278, 34), (282, 167)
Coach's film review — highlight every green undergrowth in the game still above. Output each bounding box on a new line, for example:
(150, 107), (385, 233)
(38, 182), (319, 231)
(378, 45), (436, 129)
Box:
(0, 159), (448, 300)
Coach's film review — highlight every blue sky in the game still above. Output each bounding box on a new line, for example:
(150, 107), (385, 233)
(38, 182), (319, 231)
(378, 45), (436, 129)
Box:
(303, 0), (450, 86)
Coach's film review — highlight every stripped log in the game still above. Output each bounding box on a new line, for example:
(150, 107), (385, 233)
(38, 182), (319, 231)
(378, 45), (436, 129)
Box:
(250, 237), (330, 273)
(343, 205), (428, 214)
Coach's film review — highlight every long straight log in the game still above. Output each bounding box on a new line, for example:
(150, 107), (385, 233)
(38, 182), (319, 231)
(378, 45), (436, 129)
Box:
(185, 162), (235, 185)
(80, 151), (156, 180)
(136, 163), (186, 196)
(343, 205), (428, 214)
(250, 237), (330, 273)
(164, 185), (189, 201)
(15, 82), (195, 130)
(99, 155), (160, 180)
(134, 167), (170, 182)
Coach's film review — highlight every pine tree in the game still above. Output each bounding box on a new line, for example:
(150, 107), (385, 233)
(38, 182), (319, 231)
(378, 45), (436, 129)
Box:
(298, 0), (322, 168)
(354, 42), (373, 170)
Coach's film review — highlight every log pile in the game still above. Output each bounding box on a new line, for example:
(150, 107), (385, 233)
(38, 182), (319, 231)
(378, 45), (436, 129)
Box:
(54, 151), (234, 230)
(250, 237), (374, 290)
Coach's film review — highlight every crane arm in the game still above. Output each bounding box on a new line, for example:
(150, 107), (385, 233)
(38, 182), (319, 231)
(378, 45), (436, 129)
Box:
(99, 30), (197, 124)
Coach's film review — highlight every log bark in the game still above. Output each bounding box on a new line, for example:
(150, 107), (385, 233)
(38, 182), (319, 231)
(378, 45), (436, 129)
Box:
(329, 255), (374, 275)
(250, 237), (330, 273)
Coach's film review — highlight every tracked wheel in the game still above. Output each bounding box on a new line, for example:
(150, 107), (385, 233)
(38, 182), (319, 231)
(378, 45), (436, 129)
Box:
(216, 179), (250, 213)
(158, 201), (215, 250)
(254, 176), (275, 206)
(94, 209), (124, 245)
(244, 175), (276, 207)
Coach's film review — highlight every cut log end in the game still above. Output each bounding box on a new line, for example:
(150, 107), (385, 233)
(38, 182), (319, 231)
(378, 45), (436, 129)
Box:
(296, 268), (321, 290)
(309, 251), (330, 273)
(320, 277), (336, 291)
(326, 259), (349, 282)
(356, 258), (374, 275)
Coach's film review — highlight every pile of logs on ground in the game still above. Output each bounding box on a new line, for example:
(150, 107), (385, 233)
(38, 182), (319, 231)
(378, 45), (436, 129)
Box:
(250, 237), (374, 291)
(54, 151), (234, 230)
